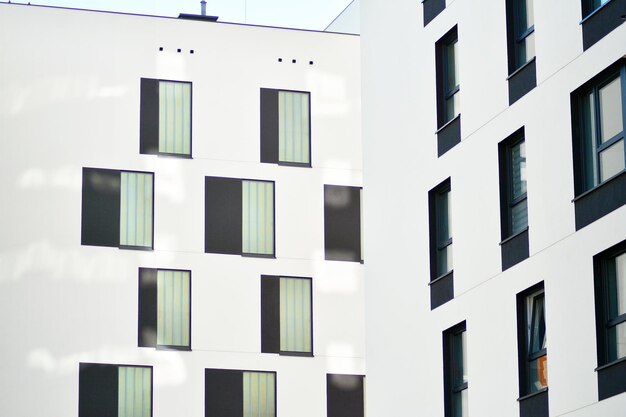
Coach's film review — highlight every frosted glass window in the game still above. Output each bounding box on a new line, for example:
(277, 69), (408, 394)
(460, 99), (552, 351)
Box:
(279, 277), (312, 353)
(120, 172), (153, 248)
(157, 270), (190, 348)
(118, 366), (151, 417)
(242, 180), (274, 256)
(278, 91), (310, 164)
(159, 81), (191, 156)
(243, 372), (276, 417)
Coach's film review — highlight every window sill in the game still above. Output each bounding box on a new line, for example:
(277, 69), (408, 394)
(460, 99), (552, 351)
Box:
(157, 152), (192, 159)
(507, 57), (536, 81)
(595, 355), (626, 372)
(279, 351), (314, 357)
(156, 345), (192, 352)
(517, 387), (548, 402)
(572, 170), (626, 230)
(278, 161), (312, 168)
(499, 227), (529, 246)
(119, 245), (153, 251)
(428, 270), (453, 286)
(580, 0), (614, 24)
(435, 114), (461, 135)
(572, 169), (626, 203)
(242, 253), (276, 259)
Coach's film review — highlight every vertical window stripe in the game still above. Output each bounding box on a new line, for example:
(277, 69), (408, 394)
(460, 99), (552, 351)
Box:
(118, 367), (151, 417)
(243, 372), (275, 417)
(242, 181), (274, 255)
(120, 172), (153, 248)
(278, 91), (310, 164)
(279, 277), (312, 353)
(157, 270), (190, 347)
(159, 81), (191, 156)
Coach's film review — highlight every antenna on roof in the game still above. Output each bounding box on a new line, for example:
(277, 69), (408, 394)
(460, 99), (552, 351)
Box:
(200, 0), (207, 16)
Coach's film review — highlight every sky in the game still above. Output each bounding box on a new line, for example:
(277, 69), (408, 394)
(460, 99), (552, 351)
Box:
(23, 0), (353, 30)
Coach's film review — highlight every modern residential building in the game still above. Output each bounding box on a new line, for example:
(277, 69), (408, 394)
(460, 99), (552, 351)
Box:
(361, 1), (626, 417)
(0, 3), (364, 417)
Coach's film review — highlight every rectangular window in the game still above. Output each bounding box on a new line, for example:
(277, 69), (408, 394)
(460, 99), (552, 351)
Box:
(324, 185), (363, 262)
(79, 363), (152, 417)
(261, 275), (313, 356)
(435, 26), (461, 156)
(81, 168), (154, 250)
(516, 283), (549, 417)
(205, 177), (275, 257)
(580, 0), (625, 50)
(205, 369), (276, 417)
(428, 178), (454, 309)
(570, 61), (626, 230)
(505, 0), (537, 104)
(594, 240), (626, 400)
(140, 78), (192, 157)
(261, 88), (311, 166)
(443, 322), (467, 417)
(138, 268), (191, 350)
(326, 374), (365, 417)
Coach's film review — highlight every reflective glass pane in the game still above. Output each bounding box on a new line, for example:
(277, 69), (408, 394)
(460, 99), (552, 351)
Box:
(511, 199), (528, 235)
(436, 190), (451, 242)
(438, 244), (453, 277)
(278, 91), (310, 164)
(581, 91), (599, 190)
(452, 331), (466, 387)
(512, 141), (527, 199)
(608, 321), (626, 362)
(279, 277), (312, 353)
(608, 252), (626, 318)
(529, 295), (546, 354)
(599, 139), (625, 182)
(452, 389), (468, 417)
(528, 355), (548, 393)
(599, 77), (623, 143)
(445, 39), (458, 92)
(525, 0), (534, 28)
(445, 93), (460, 122)
(159, 81), (191, 155)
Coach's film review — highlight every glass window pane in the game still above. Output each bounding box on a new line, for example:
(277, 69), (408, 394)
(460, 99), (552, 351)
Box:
(445, 39), (458, 93)
(608, 252), (626, 318)
(242, 181), (275, 255)
(452, 331), (466, 387)
(243, 372), (276, 417)
(529, 295), (546, 354)
(157, 270), (190, 348)
(511, 141), (527, 199)
(581, 91), (599, 190)
(608, 321), (626, 362)
(525, 0), (534, 28)
(118, 367), (151, 417)
(528, 355), (548, 393)
(599, 77), (623, 143)
(445, 94), (460, 122)
(599, 139), (625, 182)
(159, 81), (191, 156)
(438, 244), (453, 277)
(278, 91), (310, 164)
(436, 190), (451, 242)
(511, 199), (528, 235)
(120, 172), (153, 248)
(452, 389), (468, 417)
(279, 277), (312, 353)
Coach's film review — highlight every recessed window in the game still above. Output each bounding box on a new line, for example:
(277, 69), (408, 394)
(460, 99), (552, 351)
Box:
(140, 78), (192, 157)
(205, 177), (275, 257)
(435, 26), (461, 156)
(260, 88), (311, 166)
(443, 322), (467, 417)
(570, 61), (626, 230)
(138, 268), (191, 350)
(580, 0), (625, 50)
(81, 168), (154, 250)
(423, 0), (446, 27)
(326, 374), (365, 417)
(323, 185), (363, 262)
(205, 369), (276, 417)
(593, 240), (626, 400)
(79, 363), (152, 417)
(429, 178), (453, 309)
(261, 275), (313, 356)
(505, 0), (537, 104)
(516, 283), (549, 417)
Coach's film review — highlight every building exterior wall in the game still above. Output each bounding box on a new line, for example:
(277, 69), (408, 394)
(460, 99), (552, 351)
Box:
(0, 4), (363, 416)
(361, 0), (626, 416)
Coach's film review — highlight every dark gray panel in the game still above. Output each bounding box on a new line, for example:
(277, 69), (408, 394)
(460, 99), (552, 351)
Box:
(79, 363), (118, 417)
(260, 89), (279, 164)
(326, 374), (364, 417)
(138, 268), (158, 347)
(508, 59), (537, 105)
(574, 171), (626, 230)
(261, 276), (280, 354)
(598, 359), (626, 400)
(140, 78), (160, 155)
(423, 0), (445, 26)
(324, 185), (362, 262)
(81, 168), (120, 247)
(437, 116), (461, 157)
(501, 229), (529, 271)
(430, 271), (454, 310)
(582, 0), (626, 50)
(519, 390), (549, 417)
(205, 177), (242, 255)
(205, 369), (243, 417)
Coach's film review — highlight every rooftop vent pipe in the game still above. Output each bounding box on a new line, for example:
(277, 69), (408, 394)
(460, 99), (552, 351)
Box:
(201, 0), (207, 16)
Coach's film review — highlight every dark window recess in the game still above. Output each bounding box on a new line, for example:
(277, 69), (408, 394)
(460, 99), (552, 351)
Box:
(326, 374), (365, 417)
(81, 168), (154, 250)
(138, 268), (191, 350)
(436, 26), (461, 156)
(260, 88), (311, 166)
(443, 321), (467, 417)
(423, 0), (446, 26)
(516, 282), (549, 417)
(498, 128), (530, 270)
(205, 369), (276, 417)
(593, 240), (626, 401)
(429, 178), (453, 309)
(324, 185), (363, 262)
(205, 177), (275, 257)
(570, 60), (626, 230)
(581, 0), (626, 51)
(79, 363), (152, 417)
(140, 78), (192, 157)
(261, 275), (313, 356)
(505, 0), (537, 104)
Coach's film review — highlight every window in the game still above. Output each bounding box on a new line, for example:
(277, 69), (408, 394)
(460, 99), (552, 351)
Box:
(593, 240), (626, 400)
(498, 128), (529, 270)
(138, 268), (191, 350)
(326, 374), (365, 417)
(324, 185), (363, 262)
(205, 177), (275, 257)
(570, 61), (626, 230)
(428, 178), (453, 309)
(435, 26), (461, 156)
(81, 168), (154, 249)
(261, 275), (313, 356)
(140, 78), (192, 157)
(261, 88), (311, 166)
(516, 283), (549, 417)
(505, 0), (537, 104)
(580, 0), (626, 50)
(205, 369), (276, 417)
(79, 363), (152, 417)
(423, 0), (446, 27)
(443, 322), (467, 417)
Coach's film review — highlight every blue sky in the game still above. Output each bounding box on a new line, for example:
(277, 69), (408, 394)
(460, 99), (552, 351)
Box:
(28, 0), (353, 30)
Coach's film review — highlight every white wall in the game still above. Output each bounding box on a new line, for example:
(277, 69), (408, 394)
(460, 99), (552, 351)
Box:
(0, 4), (364, 417)
(361, 0), (626, 416)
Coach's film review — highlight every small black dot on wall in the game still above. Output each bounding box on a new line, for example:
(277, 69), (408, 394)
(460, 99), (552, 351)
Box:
(292, 59), (296, 63)
(309, 61), (314, 65)
(190, 50), (195, 54)
(177, 48), (182, 53)
(159, 47), (164, 51)
(278, 58), (283, 62)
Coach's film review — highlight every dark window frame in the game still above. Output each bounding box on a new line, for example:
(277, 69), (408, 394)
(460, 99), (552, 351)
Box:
(429, 178), (452, 281)
(499, 129), (529, 241)
(443, 321), (467, 417)
(437, 27), (460, 128)
(205, 368), (277, 417)
(323, 184), (363, 263)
